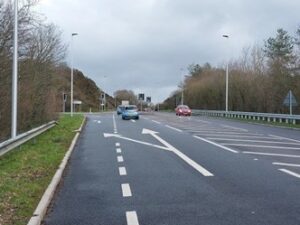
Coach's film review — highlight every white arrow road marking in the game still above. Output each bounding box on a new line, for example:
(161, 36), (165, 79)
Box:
(142, 129), (214, 177)
(104, 133), (170, 151)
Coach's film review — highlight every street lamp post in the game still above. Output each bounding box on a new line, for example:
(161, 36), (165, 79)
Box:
(180, 68), (184, 105)
(70, 33), (78, 117)
(223, 34), (229, 112)
(11, 0), (18, 138)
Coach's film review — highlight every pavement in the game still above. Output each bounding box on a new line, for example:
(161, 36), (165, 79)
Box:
(43, 112), (300, 225)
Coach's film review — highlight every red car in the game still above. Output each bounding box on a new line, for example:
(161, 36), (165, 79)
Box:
(175, 105), (192, 116)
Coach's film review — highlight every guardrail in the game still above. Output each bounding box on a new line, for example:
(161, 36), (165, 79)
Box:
(0, 121), (56, 157)
(192, 110), (300, 125)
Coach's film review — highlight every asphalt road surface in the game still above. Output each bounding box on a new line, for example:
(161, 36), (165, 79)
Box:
(44, 112), (300, 225)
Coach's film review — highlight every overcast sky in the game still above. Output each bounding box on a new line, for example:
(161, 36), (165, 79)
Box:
(35, 0), (300, 103)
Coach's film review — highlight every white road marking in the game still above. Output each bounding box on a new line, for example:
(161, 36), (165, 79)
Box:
(253, 158), (258, 161)
(97, 120), (101, 124)
(193, 135), (239, 153)
(131, 119), (136, 123)
(279, 169), (300, 179)
(165, 125), (183, 132)
(195, 119), (211, 124)
(221, 124), (248, 132)
(116, 148), (122, 153)
(272, 162), (300, 167)
(210, 138), (300, 145)
(119, 167), (127, 176)
(126, 211), (139, 225)
(116, 143), (120, 147)
(196, 134), (267, 139)
(192, 131), (259, 135)
(152, 120), (161, 124)
(223, 143), (300, 150)
(243, 151), (300, 158)
(269, 134), (300, 143)
(113, 113), (117, 133)
(104, 133), (170, 151)
(121, 183), (132, 197)
(142, 129), (214, 176)
(117, 156), (124, 162)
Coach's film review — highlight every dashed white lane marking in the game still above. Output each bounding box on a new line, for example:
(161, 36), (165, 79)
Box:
(243, 151), (300, 158)
(273, 162), (300, 167)
(119, 167), (127, 176)
(131, 119), (136, 123)
(126, 211), (139, 225)
(221, 124), (248, 132)
(97, 120), (101, 124)
(223, 143), (300, 150)
(117, 156), (124, 162)
(278, 169), (300, 179)
(269, 134), (300, 143)
(152, 120), (161, 124)
(193, 135), (238, 153)
(165, 125), (182, 132)
(116, 143), (120, 147)
(207, 138), (300, 146)
(116, 148), (122, 153)
(121, 183), (132, 197)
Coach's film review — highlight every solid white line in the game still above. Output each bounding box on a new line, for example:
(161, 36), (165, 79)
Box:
(272, 162), (300, 167)
(223, 143), (300, 150)
(152, 120), (161, 124)
(193, 135), (238, 153)
(121, 183), (132, 197)
(126, 211), (139, 225)
(116, 143), (120, 147)
(192, 130), (259, 135)
(119, 167), (127, 176)
(116, 148), (122, 153)
(195, 119), (211, 124)
(117, 156), (124, 162)
(165, 125), (183, 132)
(279, 169), (300, 179)
(269, 134), (300, 143)
(113, 113), (118, 133)
(196, 134), (266, 138)
(207, 138), (300, 145)
(243, 151), (300, 158)
(221, 124), (248, 132)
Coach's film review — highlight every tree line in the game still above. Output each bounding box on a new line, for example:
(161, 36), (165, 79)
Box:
(162, 27), (300, 114)
(0, 0), (106, 141)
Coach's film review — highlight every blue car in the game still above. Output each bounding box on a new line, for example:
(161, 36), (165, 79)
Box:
(122, 105), (139, 120)
(117, 105), (125, 115)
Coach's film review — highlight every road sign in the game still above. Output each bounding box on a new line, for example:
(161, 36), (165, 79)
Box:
(146, 97), (151, 103)
(283, 91), (298, 106)
(283, 90), (298, 115)
(138, 93), (144, 101)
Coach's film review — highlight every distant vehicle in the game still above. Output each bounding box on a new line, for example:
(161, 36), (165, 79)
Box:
(175, 105), (192, 116)
(122, 105), (139, 120)
(117, 105), (126, 115)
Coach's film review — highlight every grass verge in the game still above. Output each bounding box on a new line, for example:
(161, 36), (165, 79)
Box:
(0, 114), (84, 225)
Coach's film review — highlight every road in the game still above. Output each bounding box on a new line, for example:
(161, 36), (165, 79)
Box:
(44, 112), (300, 225)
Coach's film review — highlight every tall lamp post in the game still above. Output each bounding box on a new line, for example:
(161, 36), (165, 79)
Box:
(70, 33), (78, 117)
(180, 68), (184, 105)
(11, 0), (18, 138)
(223, 34), (229, 112)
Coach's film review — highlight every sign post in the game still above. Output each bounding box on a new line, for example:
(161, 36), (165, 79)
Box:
(283, 90), (298, 115)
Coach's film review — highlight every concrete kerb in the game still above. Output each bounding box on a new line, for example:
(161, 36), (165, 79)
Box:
(27, 116), (87, 225)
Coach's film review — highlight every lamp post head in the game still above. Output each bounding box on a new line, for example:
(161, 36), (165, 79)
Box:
(72, 33), (78, 36)
(222, 34), (229, 38)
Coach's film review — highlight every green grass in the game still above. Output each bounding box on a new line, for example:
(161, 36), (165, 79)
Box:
(0, 114), (84, 225)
